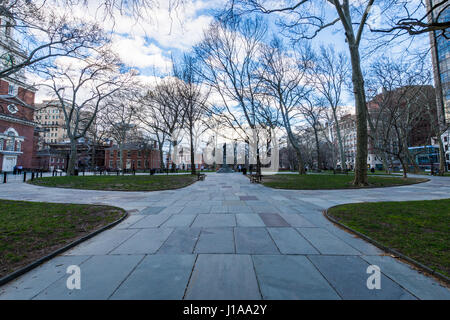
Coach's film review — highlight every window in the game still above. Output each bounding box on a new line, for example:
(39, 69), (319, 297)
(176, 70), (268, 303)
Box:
(137, 160), (141, 168)
(16, 141), (21, 152)
(7, 104), (18, 114)
(8, 83), (17, 96)
(5, 21), (12, 37)
(0, 138), (3, 150)
(5, 138), (14, 151)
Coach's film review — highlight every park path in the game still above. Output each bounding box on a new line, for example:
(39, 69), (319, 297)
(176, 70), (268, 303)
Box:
(0, 173), (449, 300)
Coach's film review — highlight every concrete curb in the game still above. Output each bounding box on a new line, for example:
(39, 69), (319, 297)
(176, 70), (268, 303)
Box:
(0, 210), (129, 287)
(323, 208), (450, 285)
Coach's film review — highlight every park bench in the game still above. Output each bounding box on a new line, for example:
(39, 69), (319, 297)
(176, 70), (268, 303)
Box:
(197, 173), (206, 181)
(250, 173), (262, 183)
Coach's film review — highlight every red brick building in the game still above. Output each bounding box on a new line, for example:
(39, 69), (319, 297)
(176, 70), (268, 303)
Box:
(0, 13), (37, 172)
(0, 79), (37, 172)
(105, 142), (160, 171)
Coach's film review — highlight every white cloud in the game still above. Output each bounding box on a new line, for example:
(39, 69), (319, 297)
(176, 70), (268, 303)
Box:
(111, 35), (172, 72)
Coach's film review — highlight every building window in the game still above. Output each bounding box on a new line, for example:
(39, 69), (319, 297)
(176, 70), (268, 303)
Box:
(16, 141), (21, 152)
(7, 104), (18, 114)
(137, 160), (141, 168)
(8, 83), (17, 96)
(0, 138), (3, 150)
(5, 138), (14, 151)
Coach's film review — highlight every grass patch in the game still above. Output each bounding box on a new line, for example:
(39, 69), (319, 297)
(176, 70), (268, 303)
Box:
(28, 174), (198, 191)
(327, 199), (450, 277)
(261, 174), (427, 190)
(0, 199), (125, 278)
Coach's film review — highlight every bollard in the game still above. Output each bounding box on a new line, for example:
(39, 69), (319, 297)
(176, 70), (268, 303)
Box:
(23, 172), (27, 182)
(31, 172), (35, 181)
(3, 172), (7, 183)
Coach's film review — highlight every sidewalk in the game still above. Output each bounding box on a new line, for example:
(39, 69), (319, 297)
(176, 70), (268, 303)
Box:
(0, 173), (449, 299)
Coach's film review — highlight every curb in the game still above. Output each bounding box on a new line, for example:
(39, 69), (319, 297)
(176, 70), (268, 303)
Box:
(323, 208), (450, 285)
(0, 210), (129, 287)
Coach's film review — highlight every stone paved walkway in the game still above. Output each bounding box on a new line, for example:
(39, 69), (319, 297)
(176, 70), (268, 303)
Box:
(0, 173), (449, 300)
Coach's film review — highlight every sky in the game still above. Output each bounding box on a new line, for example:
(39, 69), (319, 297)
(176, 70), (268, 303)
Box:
(30, 0), (431, 109)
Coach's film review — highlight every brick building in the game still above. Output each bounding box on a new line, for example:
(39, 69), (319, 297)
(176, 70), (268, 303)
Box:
(105, 142), (160, 171)
(0, 14), (37, 172)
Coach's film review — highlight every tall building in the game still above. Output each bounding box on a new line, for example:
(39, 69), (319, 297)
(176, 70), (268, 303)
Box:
(0, 12), (37, 172)
(34, 100), (68, 147)
(428, 0), (450, 124)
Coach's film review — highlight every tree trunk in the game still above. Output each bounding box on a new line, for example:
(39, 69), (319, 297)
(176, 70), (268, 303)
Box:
(296, 150), (306, 174)
(349, 45), (368, 186)
(67, 139), (77, 176)
(119, 142), (124, 174)
(399, 156), (408, 178)
(189, 127), (196, 175)
(333, 109), (347, 171)
(437, 135), (446, 175)
(313, 125), (321, 170)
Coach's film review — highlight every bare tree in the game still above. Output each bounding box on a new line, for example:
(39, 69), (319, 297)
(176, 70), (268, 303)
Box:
(309, 45), (350, 171)
(103, 88), (142, 172)
(367, 56), (436, 177)
(229, 0), (395, 185)
(195, 16), (268, 174)
(258, 37), (311, 174)
(41, 47), (132, 175)
(298, 96), (327, 170)
(0, 1), (107, 79)
(174, 55), (210, 175)
(369, 0), (449, 38)
(141, 77), (186, 171)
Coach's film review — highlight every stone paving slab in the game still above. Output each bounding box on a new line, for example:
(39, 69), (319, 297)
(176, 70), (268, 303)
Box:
(34, 255), (144, 300)
(267, 228), (319, 254)
(194, 228), (235, 254)
(258, 213), (290, 227)
(140, 206), (166, 215)
(161, 214), (197, 228)
(235, 214), (265, 227)
(234, 227), (279, 254)
(361, 255), (450, 300)
(279, 213), (316, 227)
(110, 255), (196, 300)
(129, 213), (172, 228)
(191, 214), (236, 228)
(308, 255), (416, 300)
(0, 256), (91, 300)
(63, 229), (139, 256)
(252, 255), (341, 300)
(157, 228), (201, 254)
(296, 228), (361, 255)
(185, 254), (261, 300)
(110, 228), (173, 254)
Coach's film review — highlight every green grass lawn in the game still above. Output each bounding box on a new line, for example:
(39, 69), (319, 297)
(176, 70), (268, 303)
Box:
(327, 199), (450, 277)
(0, 200), (125, 278)
(28, 174), (198, 191)
(261, 174), (427, 190)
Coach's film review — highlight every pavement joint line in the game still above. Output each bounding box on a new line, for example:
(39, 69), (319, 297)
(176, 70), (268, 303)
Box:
(182, 253), (199, 300)
(304, 255), (344, 300)
(107, 254), (147, 300)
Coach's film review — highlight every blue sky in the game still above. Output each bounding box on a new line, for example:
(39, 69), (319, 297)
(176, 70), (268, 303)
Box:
(33, 0), (431, 106)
